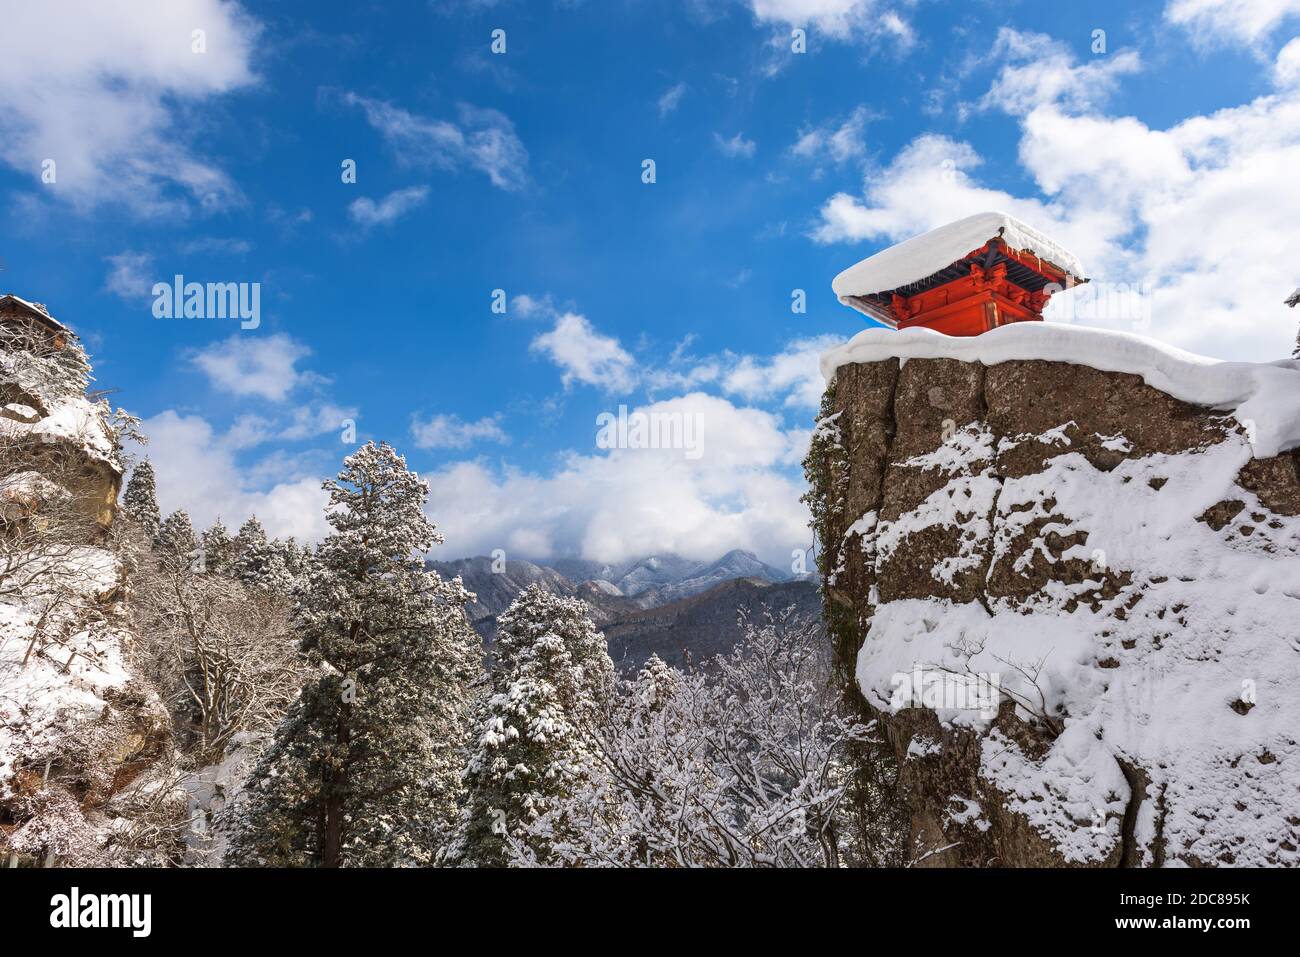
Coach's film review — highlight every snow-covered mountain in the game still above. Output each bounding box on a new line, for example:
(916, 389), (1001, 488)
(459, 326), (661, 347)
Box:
(547, 557), (623, 584)
(650, 549), (793, 603)
(429, 549), (802, 644)
(425, 555), (626, 636)
(602, 576), (821, 672)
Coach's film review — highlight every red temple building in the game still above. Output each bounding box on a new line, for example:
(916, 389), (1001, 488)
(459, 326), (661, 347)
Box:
(831, 212), (1087, 336)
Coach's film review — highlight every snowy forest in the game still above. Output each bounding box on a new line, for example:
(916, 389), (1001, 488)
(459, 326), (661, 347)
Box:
(0, 323), (902, 867)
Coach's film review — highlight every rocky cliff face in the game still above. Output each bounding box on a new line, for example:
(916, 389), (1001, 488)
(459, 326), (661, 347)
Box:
(0, 305), (176, 866)
(807, 326), (1300, 867)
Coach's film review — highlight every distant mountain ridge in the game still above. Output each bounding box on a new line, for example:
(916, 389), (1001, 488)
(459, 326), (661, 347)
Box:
(427, 549), (813, 667)
(601, 577), (822, 672)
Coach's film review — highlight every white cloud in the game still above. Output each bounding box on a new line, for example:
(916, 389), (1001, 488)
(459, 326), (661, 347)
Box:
(153, 316), (832, 565)
(521, 296), (833, 410)
(645, 361), (723, 394)
(411, 413), (509, 449)
(810, 134), (1069, 249)
(0, 0), (258, 216)
(531, 312), (638, 393)
(1165, 0), (1300, 48)
(510, 292), (561, 320)
(1275, 36), (1300, 85)
(189, 333), (313, 401)
(714, 132), (758, 158)
(422, 393), (811, 566)
(136, 410), (330, 543)
(790, 105), (872, 167)
(179, 236), (253, 256)
(104, 252), (155, 301)
(978, 28), (1142, 113)
(223, 413), (276, 450)
(658, 81), (689, 117)
(810, 28), (1300, 360)
(745, 0), (913, 43)
(347, 185), (430, 228)
(279, 402), (358, 441)
(720, 336), (844, 409)
(648, 336), (842, 410)
(344, 93), (528, 191)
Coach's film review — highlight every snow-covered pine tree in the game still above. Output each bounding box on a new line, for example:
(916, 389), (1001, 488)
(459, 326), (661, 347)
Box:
(445, 584), (614, 866)
(229, 516), (300, 594)
(223, 441), (481, 867)
(121, 459), (161, 540)
(233, 515), (267, 555)
(201, 518), (235, 575)
(511, 615), (890, 867)
(230, 516), (268, 583)
(155, 509), (198, 570)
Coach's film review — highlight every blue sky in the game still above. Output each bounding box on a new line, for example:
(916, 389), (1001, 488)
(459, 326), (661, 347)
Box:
(2, 0), (1298, 565)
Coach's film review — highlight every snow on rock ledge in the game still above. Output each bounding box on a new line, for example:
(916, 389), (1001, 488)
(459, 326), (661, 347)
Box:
(808, 325), (1300, 867)
(822, 323), (1300, 458)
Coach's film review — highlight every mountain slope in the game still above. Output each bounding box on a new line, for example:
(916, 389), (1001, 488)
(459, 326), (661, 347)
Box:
(650, 549), (792, 603)
(601, 577), (822, 672)
(429, 549), (801, 643)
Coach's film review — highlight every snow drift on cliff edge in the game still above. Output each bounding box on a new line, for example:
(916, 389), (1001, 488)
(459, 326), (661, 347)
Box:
(822, 323), (1300, 458)
(821, 323), (1300, 866)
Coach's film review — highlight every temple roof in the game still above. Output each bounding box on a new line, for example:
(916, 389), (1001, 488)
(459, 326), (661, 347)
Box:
(831, 212), (1087, 326)
(0, 294), (71, 335)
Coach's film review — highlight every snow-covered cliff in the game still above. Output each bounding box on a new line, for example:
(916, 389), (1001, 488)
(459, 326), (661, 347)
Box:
(0, 303), (172, 866)
(807, 323), (1300, 867)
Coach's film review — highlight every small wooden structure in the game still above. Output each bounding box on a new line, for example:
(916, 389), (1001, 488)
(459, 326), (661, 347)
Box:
(831, 212), (1086, 337)
(0, 294), (71, 351)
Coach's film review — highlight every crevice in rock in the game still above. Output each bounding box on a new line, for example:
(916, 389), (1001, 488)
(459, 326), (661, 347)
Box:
(975, 362), (1003, 619)
(1115, 757), (1147, 868)
(871, 360), (902, 590)
(1152, 783), (1168, 868)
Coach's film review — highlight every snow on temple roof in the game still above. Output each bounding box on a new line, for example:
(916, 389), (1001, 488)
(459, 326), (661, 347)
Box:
(821, 322), (1300, 458)
(831, 212), (1086, 307)
(0, 293), (71, 334)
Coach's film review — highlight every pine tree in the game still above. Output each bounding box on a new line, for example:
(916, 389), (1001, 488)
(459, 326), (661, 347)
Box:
(121, 459), (161, 540)
(230, 516), (299, 594)
(224, 442), (481, 867)
(445, 585), (614, 866)
(155, 509), (198, 571)
(631, 653), (678, 713)
(233, 515), (267, 554)
(201, 518), (235, 575)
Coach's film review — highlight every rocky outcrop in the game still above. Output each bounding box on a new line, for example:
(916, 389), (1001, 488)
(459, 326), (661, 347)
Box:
(0, 298), (123, 531)
(807, 327), (1300, 867)
(0, 553), (177, 867)
(0, 300), (173, 866)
